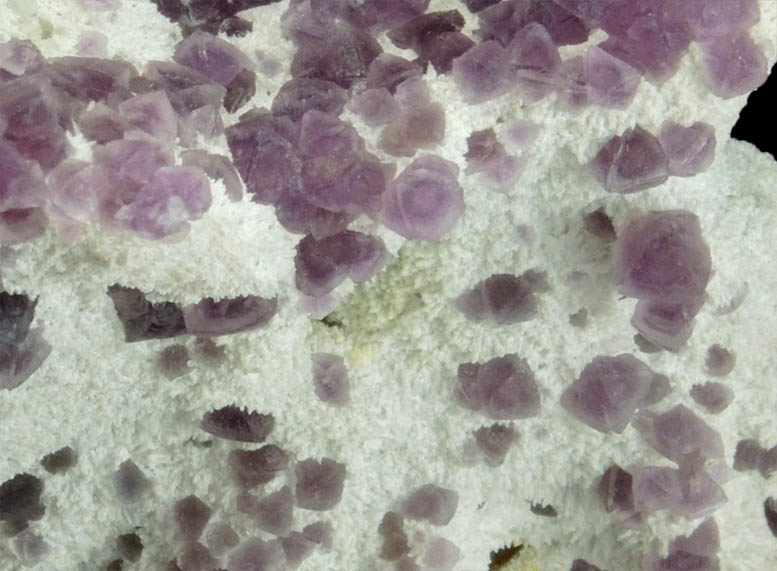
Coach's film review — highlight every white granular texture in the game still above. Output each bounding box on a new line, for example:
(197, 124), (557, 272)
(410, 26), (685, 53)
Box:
(1, 1), (776, 570)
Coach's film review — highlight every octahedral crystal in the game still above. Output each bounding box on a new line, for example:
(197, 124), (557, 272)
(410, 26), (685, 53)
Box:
(0, 473), (45, 535)
(597, 464), (634, 513)
(173, 495), (211, 542)
(454, 354), (541, 420)
(422, 536), (461, 571)
(272, 78), (348, 122)
(200, 405), (275, 442)
(107, 285), (186, 342)
(658, 121), (716, 177)
(311, 352), (350, 406)
(590, 126), (669, 193)
(183, 295), (277, 337)
(455, 270), (549, 324)
(701, 32), (768, 99)
(705, 344), (736, 377)
(229, 445), (289, 488)
(451, 41), (512, 104)
(399, 484), (458, 526)
(690, 382), (734, 414)
(583, 45), (641, 109)
(173, 31), (252, 86)
(633, 405), (724, 463)
(507, 23), (562, 103)
(379, 155), (463, 240)
(560, 354), (654, 434)
(112, 459), (151, 503)
(472, 423), (518, 466)
(686, 0), (760, 38)
(40, 446), (78, 475)
(295, 458), (347, 511)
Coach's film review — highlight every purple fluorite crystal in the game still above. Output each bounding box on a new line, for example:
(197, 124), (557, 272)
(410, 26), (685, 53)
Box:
(705, 344), (736, 377)
(311, 352), (350, 406)
(379, 155), (464, 240)
(632, 465), (683, 513)
(112, 459), (151, 503)
(0, 473), (45, 535)
(229, 445), (289, 489)
(472, 423), (518, 466)
(631, 297), (704, 352)
(569, 560), (603, 571)
(733, 438), (763, 472)
(477, 0), (588, 47)
(295, 458), (346, 511)
(646, 518), (721, 570)
(177, 542), (217, 571)
(183, 295), (277, 337)
(455, 270), (549, 324)
(143, 61), (226, 116)
(454, 354), (541, 420)
(116, 533), (143, 562)
(507, 23), (562, 103)
(366, 54), (423, 93)
(633, 405), (724, 463)
(399, 484), (458, 526)
(181, 150), (243, 202)
(10, 530), (49, 566)
(350, 88), (401, 126)
(379, 512), (410, 560)
(173, 495), (211, 542)
(690, 382), (734, 414)
(701, 33), (768, 99)
(294, 231), (387, 296)
(598, 464), (634, 513)
(204, 522), (239, 558)
(362, 0), (430, 30)
(272, 78), (349, 122)
(173, 31), (252, 86)
(106, 285), (186, 342)
(0, 39), (44, 77)
(687, 0), (760, 38)
(451, 41), (512, 104)
(560, 354), (654, 434)
(200, 405), (274, 443)
(224, 69), (257, 114)
(302, 520), (333, 549)
(658, 121), (716, 177)
(590, 126), (669, 193)
(227, 537), (286, 571)
(765, 498), (777, 538)
(583, 45), (641, 108)
(422, 536), (460, 570)
(251, 485), (294, 536)
(0, 139), (48, 213)
(40, 446), (78, 475)
(464, 128), (521, 191)
(584, 207), (617, 242)
(281, 531), (315, 568)
(117, 91), (178, 142)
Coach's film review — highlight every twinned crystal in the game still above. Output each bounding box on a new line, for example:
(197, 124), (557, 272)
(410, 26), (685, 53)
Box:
(590, 126), (669, 193)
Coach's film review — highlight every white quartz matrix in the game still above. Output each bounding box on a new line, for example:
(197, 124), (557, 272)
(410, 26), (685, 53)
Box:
(1, 1), (776, 570)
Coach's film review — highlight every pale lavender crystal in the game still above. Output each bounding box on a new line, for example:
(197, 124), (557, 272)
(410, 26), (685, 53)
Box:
(350, 88), (400, 126)
(272, 78), (348, 122)
(632, 466), (683, 513)
(473, 423), (518, 466)
(113, 166), (212, 239)
(0, 39), (44, 76)
(158, 344), (190, 380)
(658, 121), (716, 177)
(143, 61), (226, 115)
(174, 495), (211, 542)
(177, 542), (217, 571)
(302, 520), (333, 549)
(560, 354), (654, 434)
(675, 460), (727, 519)
(106, 285), (186, 342)
(701, 33), (768, 99)
(690, 382), (734, 414)
(733, 438), (763, 472)
(631, 298), (704, 352)
(227, 538), (286, 571)
(281, 531), (315, 569)
(183, 295), (277, 337)
(112, 459), (151, 503)
(583, 45), (641, 109)
(396, 556), (422, 571)
(0, 473), (44, 535)
(40, 446), (78, 475)
(454, 354), (541, 420)
(116, 533), (143, 562)
(455, 270), (549, 324)
(647, 518), (721, 570)
(422, 537), (460, 571)
(765, 498), (777, 538)
(507, 23), (562, 103)
(558, 55), (588, 110)
(224, 69), (256, 114)
(249, 486), (294, 536)
(399, 484), (458, 526)
(362, 0), (430, 30)
(204, 522), (239, 558)
(451, 41), (512, 104)
(229, 445), (289, 489)
(366, 53), (423, 93)
(476, 0), (589, 46)
(379, 512), (410, 560)
(0, 75), (69, 171)
(10, 530), (49, 566)
(615, 210), (711, 303)
(45, 56), (137, 105)
(590, 126), (669, 193)
(0, 140), (47, 212)
(294, 231), (387, 296)
(291, 21), (382, 88)
(75, 31), (109, 58)
(379, 155), (463, 240)
(181, 150), (243, 202)
(117, 91), (178, 142)
(200, 405), (274, 442)
(597, 464), (634, 513)
(226, 111), (302, 205)
(173, 31), (252, 86)
(686, 0), (760, 38)
(76, 103), (133, 144)
(311, 352), (350, 406)
(705, 344), (736, 377)
(634, 405), (724, 463)
(463, 128), (520, 191)
(295, 458), (346, 511)
(378, 101), (446, 157)
(667, 517), (720, 558)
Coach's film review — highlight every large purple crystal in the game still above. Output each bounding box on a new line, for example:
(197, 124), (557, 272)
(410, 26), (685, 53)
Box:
(451, 41), (512, 104)
(701, 33), (768, 99)
(399, 484), (458, 526)
(590, 126), (669, 193)
(183, 295), (277, 337)
(454, 354), (541, 420)
(560, 354), (654, 434)
(633, 405), (724, 464)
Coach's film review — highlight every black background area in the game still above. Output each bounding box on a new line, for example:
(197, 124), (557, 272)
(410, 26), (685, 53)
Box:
(731, 63), (776, 160)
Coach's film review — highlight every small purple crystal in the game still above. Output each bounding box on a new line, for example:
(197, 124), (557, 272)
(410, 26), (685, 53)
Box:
(366, 54), (423, 93)
(378, 101), (446, 158)
(765, 498), (777, 538)
(379, 155), (464, 241)
(472, 423), (518, 466)
(632, 465), (683, 513)
(158, 344), (190, 380)
(39, 447), (77, 475)
(701, 33), (768, 99)
(183, 295), (277, 337)
(0, 473), (45, 535)
(399, 484), (458, 526)
(227, 538), (286, 571)
(302, 520), (333, 549)
(631, 298), (704, 352)
(690, 382), (734, 414)
(584, 207), (616, 242)
(295, 458), (346, 511)
(560, 354), (654, 434)
(116, 533), (143, 562)
(454, 354), (541, 420)
(173, 495), (211, 542)
(229, 445), (289, 489)
(455, 270), (549, 324)
(451, 41), (512, 104)
(204, 522), (239, 558)
(311, 353), (350, 406)
(507, 23), (562, 103)
(0, 39), (44, 76)
(633, 405), (724, 463)
(379, 511), (410, 560)
(272, 78), (348, 122)
(583, 45), (641, 108)
(733, 438), (763, 472)
(569, 560), (603, 571)
(106, 285), (186, 342)
(590, 126), (669, 193)
(422, 536), (461, 571)
(281, 531), (315, 568)
(705, 344), (736, 377)
(173, 31), (252, 86)
(200, 405), (274, 442)
(252, 485), (294, 536)
(143, 61), (226, 115)
(112, 459), (151, 503)
(658, 121), (716, 177)
(597, 464), (634, 513)
(177, 542), (217, 571)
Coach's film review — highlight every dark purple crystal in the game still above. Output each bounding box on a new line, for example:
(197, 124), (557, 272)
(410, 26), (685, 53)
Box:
(0, 473), (45, 535)
(183, 295), (277, 337)
(229, 445), (289, 489)
(40, 446), (78, 475)
(295, 458), (347, 511)
(174, 495), (211, 542)
(106, 285), (186, 342)
(399, 484), (458, 526)
(597, 464), (634, 513)
(200, 405), (274, 443)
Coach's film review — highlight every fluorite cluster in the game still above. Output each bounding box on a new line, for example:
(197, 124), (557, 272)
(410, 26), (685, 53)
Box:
(0, 291), (51, 391)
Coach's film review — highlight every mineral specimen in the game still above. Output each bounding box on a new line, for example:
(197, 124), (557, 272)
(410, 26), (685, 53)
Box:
(40, 446), (78, 475)
(158, 344), (190, 380)
(589, 126), (669, 193)
(173, 495), (211, 542)
(0, 473), (44, 535)
(112, 459), (151, 503)
(183, 295), (278, 337)
(705, 344), (736, 377)
(399, 484), (458, 526)
(107, 285), (186, 342)
(200, 405), (275, 443)
(472, 423), (518, 466)
(295, 458), (346, 511)
(597, 464), (634, 514)
(229, 445), (289, 489)
(560, 354), (654, 434)
(658, 121), (716, 177)
(311, 352), (350, 406)
(180, 150), (243, 202)
(690, 382), (734, 414)
(633, 405), (724, 463)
